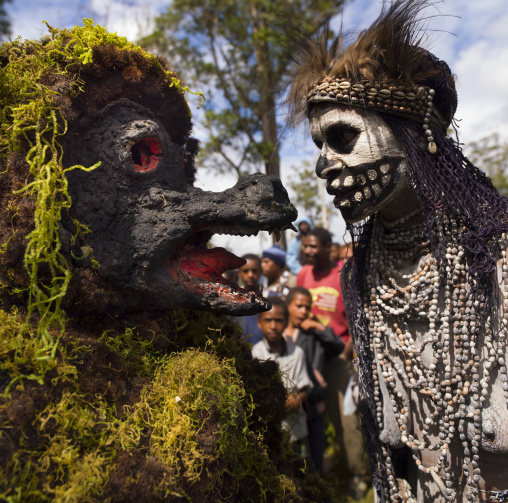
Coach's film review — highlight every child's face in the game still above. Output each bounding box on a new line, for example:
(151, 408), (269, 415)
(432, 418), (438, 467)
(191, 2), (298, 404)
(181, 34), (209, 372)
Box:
(258, 305), (288, 344)
(260, 257), (281, 281)
(288, 294), (312, 328)
(238, 258), (261, 289)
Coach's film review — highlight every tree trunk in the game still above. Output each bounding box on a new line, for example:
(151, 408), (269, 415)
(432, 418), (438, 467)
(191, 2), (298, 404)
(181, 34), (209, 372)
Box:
(249, 1), (284, 247)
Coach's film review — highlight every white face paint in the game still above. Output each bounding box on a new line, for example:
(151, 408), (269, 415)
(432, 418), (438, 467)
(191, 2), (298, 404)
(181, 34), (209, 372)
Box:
(309, 104), (412, 223)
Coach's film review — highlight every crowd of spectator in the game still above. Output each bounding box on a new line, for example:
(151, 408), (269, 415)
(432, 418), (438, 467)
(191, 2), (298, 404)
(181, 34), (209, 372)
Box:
(229, 222), (370, 498)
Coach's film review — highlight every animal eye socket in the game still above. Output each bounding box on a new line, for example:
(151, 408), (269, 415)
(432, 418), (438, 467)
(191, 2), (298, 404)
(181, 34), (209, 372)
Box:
(131, 137), (162, 172)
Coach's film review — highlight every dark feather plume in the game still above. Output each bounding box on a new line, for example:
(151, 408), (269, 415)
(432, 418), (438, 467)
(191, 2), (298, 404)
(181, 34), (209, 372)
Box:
(286, 0), (456, 125)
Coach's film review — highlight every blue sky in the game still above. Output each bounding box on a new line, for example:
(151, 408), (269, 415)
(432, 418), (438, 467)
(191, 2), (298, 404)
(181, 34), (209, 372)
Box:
(6, 0), (508, 252)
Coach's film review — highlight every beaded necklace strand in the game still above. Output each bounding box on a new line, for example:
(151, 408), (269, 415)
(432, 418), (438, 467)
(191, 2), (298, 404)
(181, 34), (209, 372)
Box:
(364, 212), (508, 502)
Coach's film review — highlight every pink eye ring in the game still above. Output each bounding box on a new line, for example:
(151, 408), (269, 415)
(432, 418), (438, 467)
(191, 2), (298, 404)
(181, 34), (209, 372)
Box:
(131, 137), (162, 172)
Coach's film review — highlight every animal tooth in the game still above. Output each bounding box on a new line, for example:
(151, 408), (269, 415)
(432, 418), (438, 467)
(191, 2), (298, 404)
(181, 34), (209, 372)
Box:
(353, 191), (363, 202)
(343, 175), (354, 187)
(274, 230), (281, 241)
(381, 174), (391, 186)
(372, 183), (381, 196)
(380, 164), (390, 174)
(357, 174), (367, 185)
(367, 169), (377, 180)
(363, 187), (372, 199)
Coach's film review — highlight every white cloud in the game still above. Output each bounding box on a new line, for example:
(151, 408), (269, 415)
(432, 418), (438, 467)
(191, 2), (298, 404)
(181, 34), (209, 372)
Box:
(87, 0), (169, 40)
(6, 0), (169, 41)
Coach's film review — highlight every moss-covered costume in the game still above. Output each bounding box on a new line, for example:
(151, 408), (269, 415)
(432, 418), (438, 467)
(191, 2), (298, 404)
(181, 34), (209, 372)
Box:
(0, 21), (331, 502)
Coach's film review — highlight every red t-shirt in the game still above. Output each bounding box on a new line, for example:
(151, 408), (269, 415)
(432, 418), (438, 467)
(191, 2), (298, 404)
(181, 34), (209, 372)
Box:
(296, 264), (350, 342)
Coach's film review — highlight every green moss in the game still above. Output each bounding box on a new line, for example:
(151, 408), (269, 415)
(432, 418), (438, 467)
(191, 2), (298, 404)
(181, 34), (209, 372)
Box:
(0, 309), (78, 394)
(0, 309), (314, 502)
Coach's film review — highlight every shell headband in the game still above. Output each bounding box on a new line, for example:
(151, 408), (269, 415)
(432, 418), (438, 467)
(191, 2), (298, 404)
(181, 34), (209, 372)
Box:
(306, 77), (445, 154)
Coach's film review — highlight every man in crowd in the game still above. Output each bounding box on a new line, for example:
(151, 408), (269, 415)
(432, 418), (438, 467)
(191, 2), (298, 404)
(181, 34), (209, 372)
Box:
(260, 244), (290, 298)
(330, 243), (342, 266)
(286, 216), (313, 275)
(285, 286), (343, 473)
(296, 227), (369, 497)
(297, 228), (348, 340)
(252, 297), (313, 454)
(330, 242), (352, 268)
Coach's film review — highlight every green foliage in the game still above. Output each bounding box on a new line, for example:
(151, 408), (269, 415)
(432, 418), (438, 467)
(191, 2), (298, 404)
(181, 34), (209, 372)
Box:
(0, 20), (199, 387)
(141, 0), (345, 179)
(466, 133), (508, 196)
(0, 309), (78, 394)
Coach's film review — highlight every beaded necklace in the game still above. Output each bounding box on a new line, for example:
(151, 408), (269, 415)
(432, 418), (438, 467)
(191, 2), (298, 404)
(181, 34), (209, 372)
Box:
(364, 211), (508, 502)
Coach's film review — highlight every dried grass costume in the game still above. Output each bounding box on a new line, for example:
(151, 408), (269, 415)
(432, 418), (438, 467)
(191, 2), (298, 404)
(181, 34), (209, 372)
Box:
(288, 0), (508, 501)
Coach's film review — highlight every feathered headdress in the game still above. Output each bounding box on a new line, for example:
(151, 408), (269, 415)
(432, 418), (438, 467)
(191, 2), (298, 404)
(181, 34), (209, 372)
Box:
(286, 0), (457, 154)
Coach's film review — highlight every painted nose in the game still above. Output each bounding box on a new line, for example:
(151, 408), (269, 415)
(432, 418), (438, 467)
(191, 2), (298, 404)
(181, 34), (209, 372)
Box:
(315, 155), (346, 179)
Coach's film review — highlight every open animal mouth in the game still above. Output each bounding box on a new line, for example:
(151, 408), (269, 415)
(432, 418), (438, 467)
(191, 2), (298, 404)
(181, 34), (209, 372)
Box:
(167, 225), (291, 310)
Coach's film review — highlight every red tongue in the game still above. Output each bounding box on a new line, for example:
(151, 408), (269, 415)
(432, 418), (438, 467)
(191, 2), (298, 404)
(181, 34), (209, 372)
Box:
(178, 246), (246, 280)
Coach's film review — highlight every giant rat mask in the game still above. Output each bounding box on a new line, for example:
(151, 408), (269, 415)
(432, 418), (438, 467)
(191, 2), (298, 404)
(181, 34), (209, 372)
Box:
(0, 32), (296, 318)
(62, 99), (296, 315)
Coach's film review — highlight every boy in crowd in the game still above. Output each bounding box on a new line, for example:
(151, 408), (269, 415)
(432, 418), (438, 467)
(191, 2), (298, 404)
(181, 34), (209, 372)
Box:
(236, 254), (264, 344)
(260, 244), (290, 297)
(284, 287), (343, 472)
(252, 297), (312, 454)
(237, 253), (262, 292)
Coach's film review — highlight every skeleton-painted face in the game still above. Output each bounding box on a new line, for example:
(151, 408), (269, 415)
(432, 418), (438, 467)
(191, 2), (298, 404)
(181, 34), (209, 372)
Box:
(309, 104), (408, 222)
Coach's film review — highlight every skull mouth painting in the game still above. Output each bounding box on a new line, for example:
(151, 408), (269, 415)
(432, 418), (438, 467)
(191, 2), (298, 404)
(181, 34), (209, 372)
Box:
(319, 157), (402, 209)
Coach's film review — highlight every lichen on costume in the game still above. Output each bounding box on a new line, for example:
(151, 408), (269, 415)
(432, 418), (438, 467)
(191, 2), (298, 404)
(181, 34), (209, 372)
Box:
(0, 20), (322, 502)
